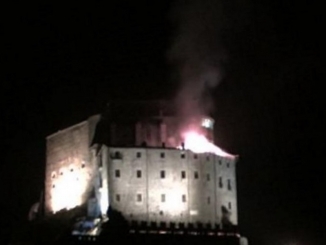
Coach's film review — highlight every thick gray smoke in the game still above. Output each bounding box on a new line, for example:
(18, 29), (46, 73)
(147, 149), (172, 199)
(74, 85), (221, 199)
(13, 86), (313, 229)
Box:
(168, 0), (229, 120)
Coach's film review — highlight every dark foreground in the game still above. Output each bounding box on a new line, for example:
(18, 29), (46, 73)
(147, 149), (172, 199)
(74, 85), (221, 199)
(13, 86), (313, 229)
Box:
(8, 208), (247, 245)
(65, 233), (243, 245)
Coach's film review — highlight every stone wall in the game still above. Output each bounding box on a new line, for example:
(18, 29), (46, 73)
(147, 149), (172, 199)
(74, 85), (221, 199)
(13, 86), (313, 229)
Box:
(104, 147), (237, 228)
(44, 115), (100, 214)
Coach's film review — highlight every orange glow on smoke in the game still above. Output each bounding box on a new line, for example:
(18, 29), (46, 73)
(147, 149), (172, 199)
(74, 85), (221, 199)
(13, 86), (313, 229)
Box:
(182, 131), (235, 158)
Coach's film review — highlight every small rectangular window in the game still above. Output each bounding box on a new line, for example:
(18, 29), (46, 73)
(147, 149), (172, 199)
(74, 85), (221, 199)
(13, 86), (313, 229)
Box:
(99, 175), (103, 188)
(207, 196), (211, 204)
(182, 194), (186, 202)
(219, 177), (223, 188)
(160, 152), (165, 158)
(116, 194), (120, 202)
(137, 170), (142, 178)
(137, 194), (142, 202)
(227, 162), (230, 168)
(228, 179), (232, 190)
(194, 154), (198, 159)
(206, 174), (210, 181)
(115, 169), (120, 178)
(181, 171), (186, 179)
(161, 194), (166, 202)
(228, 202), (232, 209)
(181, 153), (185, 159)
(114, 151), (122, 159)
(206, 155), (210, 161)
(160, 170), (165, 179)
(137, 152), (141, 158)
(194, 171), (199, 179)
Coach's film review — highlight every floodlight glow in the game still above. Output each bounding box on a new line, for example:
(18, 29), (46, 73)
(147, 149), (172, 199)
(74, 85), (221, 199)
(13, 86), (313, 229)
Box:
(201, 118), (214, 129)
(159, 186), (187, 216)
(50, 158), (88, 213)
(99, 187), (109, 216)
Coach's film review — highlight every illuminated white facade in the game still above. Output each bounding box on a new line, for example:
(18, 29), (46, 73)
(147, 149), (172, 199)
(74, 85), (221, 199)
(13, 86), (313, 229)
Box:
(45, 116), (100, 214)
(44, 102), (238, 229)
(98, 147), (238, 228)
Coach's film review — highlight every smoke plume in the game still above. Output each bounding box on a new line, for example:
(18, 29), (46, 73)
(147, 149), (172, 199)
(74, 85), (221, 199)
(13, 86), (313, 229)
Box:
(168, 0), (229, 120)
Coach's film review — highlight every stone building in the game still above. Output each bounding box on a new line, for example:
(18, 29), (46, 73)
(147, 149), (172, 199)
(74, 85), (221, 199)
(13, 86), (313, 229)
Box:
(44, 101), (238, 229)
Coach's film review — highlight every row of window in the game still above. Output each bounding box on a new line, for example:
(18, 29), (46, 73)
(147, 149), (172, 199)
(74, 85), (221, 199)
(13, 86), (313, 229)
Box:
(113, 151), (231, 166)
(115, 194), (232, 209)
(114, 170), (232, 190)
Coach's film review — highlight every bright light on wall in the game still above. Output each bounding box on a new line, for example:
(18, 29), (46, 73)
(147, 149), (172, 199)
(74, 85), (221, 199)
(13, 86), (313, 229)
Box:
(99, 187), (109, 216)
(51, 159), (88, 213)
(159, 186), (187, 216)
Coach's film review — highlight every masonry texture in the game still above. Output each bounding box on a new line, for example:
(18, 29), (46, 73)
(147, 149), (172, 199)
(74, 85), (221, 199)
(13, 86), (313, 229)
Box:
(100, 147), (237, 228)
(45, 115), (99, 214)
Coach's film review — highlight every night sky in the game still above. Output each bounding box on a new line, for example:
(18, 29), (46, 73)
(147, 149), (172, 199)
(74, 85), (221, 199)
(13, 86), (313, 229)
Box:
(2, 1), (323, 244)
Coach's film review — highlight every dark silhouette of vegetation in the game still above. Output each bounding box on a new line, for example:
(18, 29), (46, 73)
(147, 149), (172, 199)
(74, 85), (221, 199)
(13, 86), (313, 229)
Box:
(10, 204), (87, 244)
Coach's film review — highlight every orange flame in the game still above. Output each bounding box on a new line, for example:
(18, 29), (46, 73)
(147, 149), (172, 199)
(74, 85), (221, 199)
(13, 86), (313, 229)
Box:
(182, 131), (235, 158)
